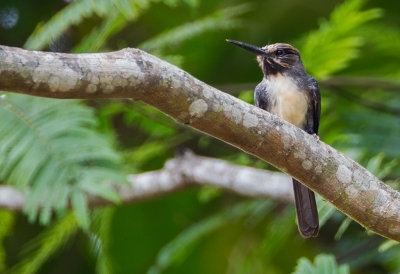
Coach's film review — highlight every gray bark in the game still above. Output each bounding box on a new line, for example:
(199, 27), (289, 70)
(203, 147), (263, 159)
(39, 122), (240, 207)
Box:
(0, 45), (399, 241)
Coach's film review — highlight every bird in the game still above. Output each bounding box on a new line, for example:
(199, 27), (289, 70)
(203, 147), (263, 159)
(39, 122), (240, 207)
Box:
(226, 39), (321, 238)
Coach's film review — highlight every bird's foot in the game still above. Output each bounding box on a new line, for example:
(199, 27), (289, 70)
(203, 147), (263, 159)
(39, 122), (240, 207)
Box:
(312, 133), (320, 141)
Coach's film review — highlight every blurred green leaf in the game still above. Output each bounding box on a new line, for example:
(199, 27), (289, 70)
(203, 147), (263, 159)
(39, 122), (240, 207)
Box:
(148, 200), (271, 274)
(91, 208), (116, 274)
(74, 12), (128, 52)
(237, 90), (254, 104)
(317, 196), (337, 227)
(366, 153), (398, 179)
(0, 210), (14, 272)
(299, 0), (382, 78)
(294, 258), (315, 274)
(139, 4), (251, 53)
(74, 0), (157, 52)
(8, 213), (78, 274)
(378, 240), (399, 253)
(26, 0), (195, 52)
(197, 186), (221, 203)
(260, 208), (296, 257)
(334, 217), (352, 241)
(25, 0), (117, 50)
(292, 254), (350, 274)
(71, 190), (90, 230)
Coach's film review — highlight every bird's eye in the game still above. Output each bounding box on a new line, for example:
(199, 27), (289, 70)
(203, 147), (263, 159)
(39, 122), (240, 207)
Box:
(275, 49), (284, 56)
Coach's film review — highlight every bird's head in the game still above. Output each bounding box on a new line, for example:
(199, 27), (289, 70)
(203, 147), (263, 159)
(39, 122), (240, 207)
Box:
(226, 39), (304, 76)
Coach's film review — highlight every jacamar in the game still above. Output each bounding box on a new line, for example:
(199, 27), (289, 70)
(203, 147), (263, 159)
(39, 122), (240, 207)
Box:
(227, 39), (321, 238)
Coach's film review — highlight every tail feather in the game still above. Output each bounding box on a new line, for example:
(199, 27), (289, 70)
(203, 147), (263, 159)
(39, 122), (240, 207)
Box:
(292, 179), (319, 238)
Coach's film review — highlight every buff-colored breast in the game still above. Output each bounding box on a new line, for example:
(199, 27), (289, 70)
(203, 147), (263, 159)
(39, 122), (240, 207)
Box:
(265, 74), (308, 128)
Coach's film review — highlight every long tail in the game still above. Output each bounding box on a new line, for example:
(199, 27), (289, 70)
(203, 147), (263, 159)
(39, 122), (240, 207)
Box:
(292, 178), (319, 238)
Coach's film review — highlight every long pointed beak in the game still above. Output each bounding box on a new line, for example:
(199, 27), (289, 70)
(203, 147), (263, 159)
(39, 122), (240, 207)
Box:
(226, 39), (267, 56)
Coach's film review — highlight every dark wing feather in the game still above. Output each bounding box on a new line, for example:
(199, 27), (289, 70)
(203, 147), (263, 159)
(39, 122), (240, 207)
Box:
(293, 76), (320, 238)
(310, 77), (321, 134)
(254, 82), (269, 110)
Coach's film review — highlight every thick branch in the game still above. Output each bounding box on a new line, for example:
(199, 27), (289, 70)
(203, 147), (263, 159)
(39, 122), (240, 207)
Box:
(0, 45), (399, 240)
(0, 153), (293, 210)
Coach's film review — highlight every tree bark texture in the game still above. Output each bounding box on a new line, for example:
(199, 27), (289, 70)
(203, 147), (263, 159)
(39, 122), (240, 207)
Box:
(0, 45), (399, 241)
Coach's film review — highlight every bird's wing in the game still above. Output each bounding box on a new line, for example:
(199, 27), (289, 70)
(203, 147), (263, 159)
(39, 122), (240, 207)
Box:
(310, 77), (321, 134)
(254, 82), (269, 110)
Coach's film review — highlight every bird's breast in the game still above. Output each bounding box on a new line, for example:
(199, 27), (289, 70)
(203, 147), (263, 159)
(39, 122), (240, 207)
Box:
(264, 74), (309, 128)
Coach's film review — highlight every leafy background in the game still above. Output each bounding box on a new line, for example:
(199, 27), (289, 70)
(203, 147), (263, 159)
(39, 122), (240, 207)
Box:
(0, 0), (400, 273)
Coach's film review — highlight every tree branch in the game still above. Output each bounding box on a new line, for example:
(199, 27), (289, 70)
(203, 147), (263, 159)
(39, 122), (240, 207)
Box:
(0, 45), (399, 241)
(0, 152), (293, 210)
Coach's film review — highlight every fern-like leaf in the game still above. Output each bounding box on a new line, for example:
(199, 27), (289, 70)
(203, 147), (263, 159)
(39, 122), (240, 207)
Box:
(73, 0), (155, 53)
(0, 93), (123, 227)
(292, 254), (350, 274)
(298, 0), (383, 79)
(139, 4), (250, 53)
(26, 0), (198, 52)
(24, 0), (119, 50)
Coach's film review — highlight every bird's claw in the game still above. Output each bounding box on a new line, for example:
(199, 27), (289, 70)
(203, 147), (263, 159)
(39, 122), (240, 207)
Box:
(312, 133), (320, 141)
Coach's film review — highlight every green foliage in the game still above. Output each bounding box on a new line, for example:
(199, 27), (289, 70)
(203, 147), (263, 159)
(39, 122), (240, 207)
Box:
(323, 93), (400, 163)
(292, 254), (350, 274)
(8, 213), (78, 274)
(300, 0), (400, 172)
(74, 12), (130, 53)
(0, 94), (123, 227)
(0, 210), (14, 272)
(351, 23), (400, 78)
(2, 0), (400, 272)
(25, 0), (116, 50)
(379, 240), (399, 253)
(334, 217), (352, 241)
(237, 90), (254, 104)
(299, 0), (382, 79)
(97, 101), (190, 171)
(73, 0), (177, 53)
(317, 196), (338, 227)
(139, 4), (250, 54)
(91, 208), (116, 274)
(317, 196), (352, 241)
(25, 0), (162, 51)
(147, 200), (272, 274)
(25, 0), (247, 54)
(366, 153), (398, 179)
(260, 208), (296, 257)
(197, 186), (221, 203)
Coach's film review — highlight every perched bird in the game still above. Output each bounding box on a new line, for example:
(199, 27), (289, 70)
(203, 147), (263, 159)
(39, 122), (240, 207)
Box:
(227, 39), (321, 238)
